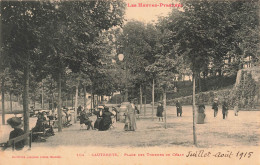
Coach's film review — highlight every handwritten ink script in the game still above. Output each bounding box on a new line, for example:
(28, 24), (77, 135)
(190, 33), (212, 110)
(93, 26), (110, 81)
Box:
(186, 150), (253, 160)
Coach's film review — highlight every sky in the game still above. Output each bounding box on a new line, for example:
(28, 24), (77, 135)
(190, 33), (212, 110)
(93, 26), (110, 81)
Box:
(124, 0), (179, 23)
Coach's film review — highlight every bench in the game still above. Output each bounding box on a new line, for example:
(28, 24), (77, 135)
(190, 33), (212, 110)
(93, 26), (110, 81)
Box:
(32, 121), (53, 137)
(0, 131), (32, 151)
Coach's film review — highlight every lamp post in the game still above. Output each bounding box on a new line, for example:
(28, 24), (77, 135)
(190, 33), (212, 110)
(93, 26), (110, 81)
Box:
(118, 54), (128, 102)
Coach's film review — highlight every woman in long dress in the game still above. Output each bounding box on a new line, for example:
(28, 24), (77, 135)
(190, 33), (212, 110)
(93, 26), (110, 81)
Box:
(156, 102), (164, 121)
(100, 106), (113, 131)
(124, 100), (137, 131)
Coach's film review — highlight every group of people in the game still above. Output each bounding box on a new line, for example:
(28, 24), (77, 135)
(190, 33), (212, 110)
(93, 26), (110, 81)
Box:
(78, 105), (116, 131)
(156, 100), (183, 121)
(212, 98), (230, 119)
(155, 98), (233, 121)
(1, 112), (56, 151)
(78, 98), (138, 132)
(32, 111), (55, 142)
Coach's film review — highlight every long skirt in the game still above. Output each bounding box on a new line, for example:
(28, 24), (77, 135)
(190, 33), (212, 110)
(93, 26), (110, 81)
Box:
(124, 113), (136, 131)
(94, 118), (102, 129)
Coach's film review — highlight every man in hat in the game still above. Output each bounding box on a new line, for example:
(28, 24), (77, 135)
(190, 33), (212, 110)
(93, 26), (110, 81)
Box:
(7, 117), (25, 150)
(156, 102), (164, 121)
(176, 100), (182, 117)
(212, 98), (219, 117)
(222, 100), (229, 119)
(79, 109), (94, 130)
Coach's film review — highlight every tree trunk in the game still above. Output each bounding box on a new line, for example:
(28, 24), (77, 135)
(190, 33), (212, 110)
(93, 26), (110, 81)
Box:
(192, 73), (197, 146)
(144, 95), (146, 117)
(198, 73), (201, 93)
(139, 85), (142, 114)
(160, 94), (163, 102)
(41, 80), (44, 109)
(125, 61), (128, 102)
(71, 94), (73, 109)
(90, 90), (92, 109)
(152, 79), (154, 121)
(50, 81), (54, 111)
(57, 72), (62, 132)
(10, 92), (12, 112)
(23, 55), (30, 134)
(74, 84), (78, 123)
(33, 94), (36, 109)
(83, 85), (86, 110)
(92, 93), (95, 108)
(33, 92), (36, 109)
(0, 6), (4, 125)
(1, 78), (5, 125)
(96, 95), (98, 106)
(203, 72), (207, 92)
(51, 92), (54, 111)
(163, 90), (167, 129)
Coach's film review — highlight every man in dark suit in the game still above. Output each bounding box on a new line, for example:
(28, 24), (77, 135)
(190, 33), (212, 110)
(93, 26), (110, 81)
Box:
(176, 100), (182, 117)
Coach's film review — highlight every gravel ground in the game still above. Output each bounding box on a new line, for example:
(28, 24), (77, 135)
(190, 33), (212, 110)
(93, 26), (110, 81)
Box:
(1, 105), (260, 165)
(9, 104), (257, 149)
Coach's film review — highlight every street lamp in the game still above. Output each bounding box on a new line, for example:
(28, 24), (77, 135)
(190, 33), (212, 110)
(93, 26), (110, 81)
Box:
(118, 53), (124, 61)
(118, 54), (128, 102)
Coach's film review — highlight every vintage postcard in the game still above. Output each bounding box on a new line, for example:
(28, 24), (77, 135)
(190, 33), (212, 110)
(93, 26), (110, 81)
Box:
(0, 0), (259, 165)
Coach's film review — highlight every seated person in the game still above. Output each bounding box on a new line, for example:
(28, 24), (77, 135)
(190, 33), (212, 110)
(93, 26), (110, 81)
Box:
(32, 113), (54, 142)
(2, 117), (25, 150)
(63, 109), (72, 127)
(77, 105), (82, 116)
(94, 106), (104, 130)
(79, 110), (93, 130)
(99, 106), (113, 131)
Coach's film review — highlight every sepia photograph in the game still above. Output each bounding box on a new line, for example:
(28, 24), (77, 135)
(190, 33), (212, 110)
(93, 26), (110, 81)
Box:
(0, 0), (259, 164)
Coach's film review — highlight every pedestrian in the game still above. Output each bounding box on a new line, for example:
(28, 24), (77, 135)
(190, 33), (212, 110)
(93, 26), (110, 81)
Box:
(79, 109), (94, 130)
(156, 102), (164, 121)
(176, 100), (182, 117)
(124, 98), (137, 131)
(6, 117), (25, 150)
(197, 104), (206, 124)
(222, 100), (228, 119)
(212, 98), (218, 117)
(234, 105), (239, 116)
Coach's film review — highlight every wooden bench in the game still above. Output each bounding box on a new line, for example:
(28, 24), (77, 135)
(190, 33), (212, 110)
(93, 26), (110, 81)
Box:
(32, 121), (52, 136)
(0, 131), (32, 151)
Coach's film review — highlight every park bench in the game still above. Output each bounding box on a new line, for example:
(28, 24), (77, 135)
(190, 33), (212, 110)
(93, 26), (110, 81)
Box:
(32, 120), (54, 137)
(0, 131), (32, 151)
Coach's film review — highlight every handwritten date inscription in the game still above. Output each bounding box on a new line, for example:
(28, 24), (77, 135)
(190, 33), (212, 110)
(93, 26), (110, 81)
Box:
(186, 150), (253, 160)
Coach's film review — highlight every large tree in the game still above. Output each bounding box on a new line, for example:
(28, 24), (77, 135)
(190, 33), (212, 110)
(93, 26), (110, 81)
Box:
(1, 1), (126, 132)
